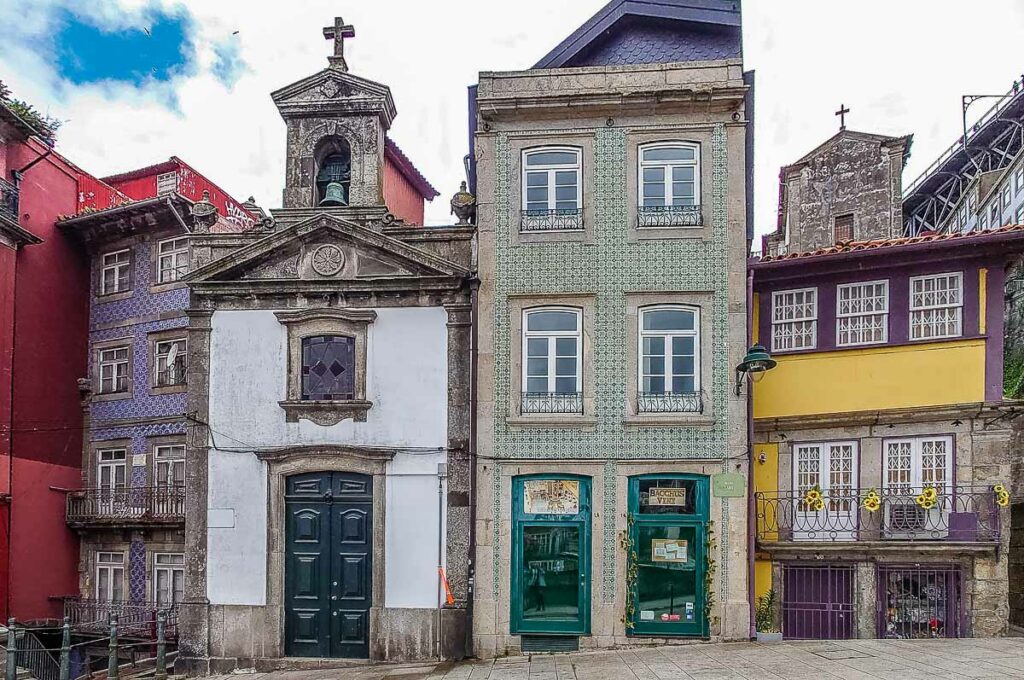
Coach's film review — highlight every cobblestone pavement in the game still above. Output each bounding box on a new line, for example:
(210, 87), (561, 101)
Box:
(210, 638), (1024, 680)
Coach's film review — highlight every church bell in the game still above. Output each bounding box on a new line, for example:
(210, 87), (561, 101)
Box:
(319, 182), (348, 207)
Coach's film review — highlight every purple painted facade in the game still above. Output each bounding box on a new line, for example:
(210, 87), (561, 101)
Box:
(567, 18), (740, 67)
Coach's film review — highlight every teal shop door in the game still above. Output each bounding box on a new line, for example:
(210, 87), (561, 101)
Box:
(285, 472), (373, 658)
(511, 476), (591, 635)
(627, 475), (709, 637)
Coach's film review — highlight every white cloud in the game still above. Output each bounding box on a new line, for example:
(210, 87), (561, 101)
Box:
(2, 0), (1022, 229)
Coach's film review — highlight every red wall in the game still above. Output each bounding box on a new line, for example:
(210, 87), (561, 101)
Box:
(383, 157), (426, 226)
(0, 245), (14, 618)
(5, 138), (87, 620)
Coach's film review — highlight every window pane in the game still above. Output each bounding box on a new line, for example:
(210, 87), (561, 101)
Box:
(526, 172), (548, 187)
(554, 170), (577, 185)
(554, 337), (577, 356)
(643, 146), (695, 162)
(643, 195), (665, 208)
(643, 183), (664, 198)
(643, 309), (695, 331)
(642, 336), (664, 355)
(526, 187), (547, 202)
(526, 337), (548, 357)
(527, 311), (578, 332)
(672, 376), (696, 393)
(674, 356), (695, 376)
(643, 167), (664, 183)
(554, 377), (576, 393)
(643, 356), (665, 375)
(672, 336), (695, 355)
(643, 376), (665, 393)
(526, 358), (548, 376)
(526, 377), (548, 393)
(672, 166), (695, 181)
(554, 357), (576, 376)
(526, 151), (578, 166)
(555, 185), (576, 201)
(672, 182), (694, 199)
(554, 200), (578, 211)
(301, 336), (355, 400)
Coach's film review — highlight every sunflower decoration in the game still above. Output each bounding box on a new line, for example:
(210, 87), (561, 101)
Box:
(803, 485), (825, 512)
(994, 484), (1010, 508)
(861, 488), (882, 513)
(915, 485), (938, 510)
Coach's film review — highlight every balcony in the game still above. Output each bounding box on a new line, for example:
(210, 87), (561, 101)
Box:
(520, 391), (583, 415)
(0, 178), (19, 227)
(637, 205), (702, 228)
(755, 486), (1001, 548)
(64, 599), (179, 639)
(520, 208), (583, 232)
(66, 486), (185, 528)
(637, 391), (703, 414)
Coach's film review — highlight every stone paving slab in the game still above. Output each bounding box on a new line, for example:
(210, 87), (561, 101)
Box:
(207, 639), (1024, 680)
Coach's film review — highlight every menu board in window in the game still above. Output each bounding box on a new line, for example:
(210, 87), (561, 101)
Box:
(524, 479), (580, 515)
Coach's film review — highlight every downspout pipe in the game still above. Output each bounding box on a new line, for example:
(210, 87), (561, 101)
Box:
(746, 265), (756, 640)
(465, 274), (480, 658)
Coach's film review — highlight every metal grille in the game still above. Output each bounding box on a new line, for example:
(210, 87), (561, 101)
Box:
(637, 205), (702, 228)
(879, 564), (963, 639)
(0, 178), (18, 225)
(520, 635), (579, 653)
(782, 564), (854, 640)
(519, 208), (583, 232)
(833, 213), (853, 242)
(637, 391), (702, 413)
(520, 392), (583, 414)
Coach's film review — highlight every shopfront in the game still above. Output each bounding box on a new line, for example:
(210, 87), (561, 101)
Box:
(627, 474), (709, 637)
(510, 475), (592, 637)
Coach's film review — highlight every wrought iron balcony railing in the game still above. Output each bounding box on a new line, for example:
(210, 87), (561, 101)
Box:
(637, 205), (702, 228)
(64, 599), (179, 639)
(520, 208), (583, 232)
(520, 391), (583, 415)
(0, 178), (19, 226)
(637, 391), (703, 414)
(66, 486), (185, 527)
(755, 486), (1001, 543)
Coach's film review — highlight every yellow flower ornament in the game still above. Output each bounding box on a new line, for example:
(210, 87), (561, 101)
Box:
(861, 489), (881, 512)
(994, 484), (1010, 507)
(804, 485), (825, 512)
(915, 486), (938, 510)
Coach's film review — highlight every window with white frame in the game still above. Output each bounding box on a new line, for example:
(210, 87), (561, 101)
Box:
(793, 441), (858, 534)
(96, 552), (125, 602)
(637, 142), (701, 227)
(101, 249), (131, 295)
(978, 208), (989, 230)
(957, 204), (968, 232)
(1016, 167), (1024, 194)
(521, 148), (582, 231)
(910, 273), (962, 340)
(638, 306), (701, 413)
(836, 280), (888, 346)
(155, 338), (186, 387)
(990, 202), (1000, 227)
(157, 237), (190, 283)
(1003, 184), (1013, 208)
(155, 445), (185, 488)
(771, 288), (817, 352)
(156, 171), (178, 196)
(1016, 204), (1024, 225)
(98, 346), (130, 393)
(521, 308), (582, 413)
(154, 553), (185, 606)
(884, 436), (952, 494)
(97, 449), (127, 491)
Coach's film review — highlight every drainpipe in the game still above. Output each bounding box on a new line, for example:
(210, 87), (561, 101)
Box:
(437, 464), (446, 660)
(466, 275), (479, 658)
(746, 266), (756, 640)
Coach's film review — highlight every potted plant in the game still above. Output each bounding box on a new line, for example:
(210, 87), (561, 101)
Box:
(755, 588), (782, 642)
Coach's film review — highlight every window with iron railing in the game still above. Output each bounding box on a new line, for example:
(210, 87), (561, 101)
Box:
(637, 305), (701, 413)
(521, 147), (582, 232)
(0, 178), (19, 225)
(637, 142), (701, 228)
(521, 307), (582, 414)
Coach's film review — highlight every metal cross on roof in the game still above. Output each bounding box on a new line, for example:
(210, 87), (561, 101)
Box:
(836, 103), (850, 131)
(323, 17), (355, 71)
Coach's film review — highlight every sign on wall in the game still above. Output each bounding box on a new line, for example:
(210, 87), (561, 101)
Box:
(524, 479), (580, 514)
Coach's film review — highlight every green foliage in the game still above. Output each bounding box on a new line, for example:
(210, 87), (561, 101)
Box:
(1005, 349), (1024, 399)
(755, 588), (779, 633)
(0, 79), (61, 146)
(704, 520), (718, 630)
(619, 512), (638, 630)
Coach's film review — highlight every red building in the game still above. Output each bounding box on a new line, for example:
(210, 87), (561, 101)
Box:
(383, 137), (439, 225)
(0, 101), (124, 622)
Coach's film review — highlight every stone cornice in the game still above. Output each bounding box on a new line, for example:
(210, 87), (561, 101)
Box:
(256, 443), (396, 463)
(274, 308), (377, 325)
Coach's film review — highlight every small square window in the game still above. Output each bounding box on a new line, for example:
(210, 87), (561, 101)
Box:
(157, 237), (190, 284)
(101, 249), (131, 295)
(772, 288), (817, 351)
(836, 280), (888, 346)
(910, 273), (962, 340)
(833, 213), (854, 243)
(154, 339), (186, 387)
(98, 346), (130, 393)
(301, 336), (355, 400)
(156, 172), (177, 196)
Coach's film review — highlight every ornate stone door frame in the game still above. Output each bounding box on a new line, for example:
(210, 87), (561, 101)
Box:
(259, 445), (394, 658)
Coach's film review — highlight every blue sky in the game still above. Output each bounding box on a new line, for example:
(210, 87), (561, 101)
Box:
(1, 1), (1023, 227)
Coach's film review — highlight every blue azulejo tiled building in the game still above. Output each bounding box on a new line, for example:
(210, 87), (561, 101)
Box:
(59, 181), (254, 636)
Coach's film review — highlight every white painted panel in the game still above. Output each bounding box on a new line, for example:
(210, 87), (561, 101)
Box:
(207, 450), (267, 605)
(208, 308), (449, 448)
(385, 452), (446, 608)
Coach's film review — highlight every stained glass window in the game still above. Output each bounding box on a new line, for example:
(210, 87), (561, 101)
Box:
(301, 335), (355, 401)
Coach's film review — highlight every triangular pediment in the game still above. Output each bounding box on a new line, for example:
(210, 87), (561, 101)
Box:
(785, 129), (913, 172)
(186, 213), (467, 285)
(271, 69), (396, 127)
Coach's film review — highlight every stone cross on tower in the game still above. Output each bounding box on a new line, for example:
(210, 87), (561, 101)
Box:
(323, 17), (355, 71)
(835, 103), (850, 131)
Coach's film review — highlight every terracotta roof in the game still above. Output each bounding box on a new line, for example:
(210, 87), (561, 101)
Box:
(757, 223), (1024, 264)
(384, 137), (439, 200)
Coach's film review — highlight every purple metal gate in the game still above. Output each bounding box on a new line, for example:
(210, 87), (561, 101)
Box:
(878, 564), (963, 638)
(782, 564), (854, 639)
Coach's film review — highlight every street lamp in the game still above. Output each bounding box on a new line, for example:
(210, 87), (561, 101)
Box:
(735, 343), (776, 396)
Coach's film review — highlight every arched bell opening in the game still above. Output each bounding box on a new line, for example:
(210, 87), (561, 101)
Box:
(315, 136), (352, 206)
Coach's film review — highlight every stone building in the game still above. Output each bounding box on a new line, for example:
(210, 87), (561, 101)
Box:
(57, 163), (256, 643)
(751, 127), (1024, 639)
(176, 20), (474, 672)
(471, 0), (752, 656)
(762, 130), (912, 257)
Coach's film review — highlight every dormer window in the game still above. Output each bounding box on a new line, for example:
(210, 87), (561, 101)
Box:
(317, 148), (351, 206)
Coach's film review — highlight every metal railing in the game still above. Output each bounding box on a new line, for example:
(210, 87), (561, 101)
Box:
(520, 391), (583, 414)
(0, 179), (18, 226)
(755, 486), (1001, 543)
(637, 391), (703, 414)
(637, 205), (702, 228)
(66, 487), (184, 525)
(64, 600), (178, 641)
(520, 208), (583, 232)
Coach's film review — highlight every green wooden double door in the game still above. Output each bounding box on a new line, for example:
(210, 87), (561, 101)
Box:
(510, 474), (709, 638)
(285, 471), (373, 658)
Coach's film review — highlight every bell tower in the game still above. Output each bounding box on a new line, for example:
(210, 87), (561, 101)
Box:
(271, 17), (397, 210)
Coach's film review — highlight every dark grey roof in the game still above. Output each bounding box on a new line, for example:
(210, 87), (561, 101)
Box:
(534, 0), (741, 69)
